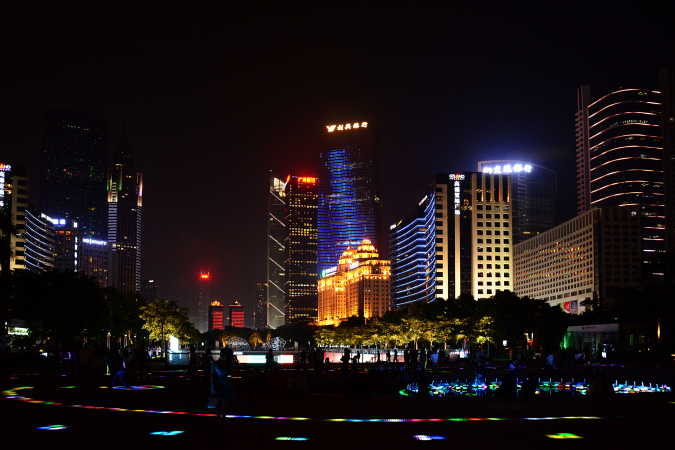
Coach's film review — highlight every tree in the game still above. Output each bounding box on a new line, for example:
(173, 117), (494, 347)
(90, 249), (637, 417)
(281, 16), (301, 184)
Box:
(140, 299), (196, 356)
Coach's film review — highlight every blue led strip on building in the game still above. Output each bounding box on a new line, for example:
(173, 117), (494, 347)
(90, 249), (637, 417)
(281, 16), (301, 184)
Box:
(318, 148), (378, 273)
(391, 192), (437, 306)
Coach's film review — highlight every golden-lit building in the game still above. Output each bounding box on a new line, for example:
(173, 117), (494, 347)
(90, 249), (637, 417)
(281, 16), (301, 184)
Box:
(317, 239), (390, 326)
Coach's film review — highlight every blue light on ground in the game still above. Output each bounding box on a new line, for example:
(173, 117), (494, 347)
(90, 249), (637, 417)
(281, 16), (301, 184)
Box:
(413, 435), (446, 441)
(150, 430), (185, 436)
(275, 437), (309, 441)
(36, 425), (69, 430)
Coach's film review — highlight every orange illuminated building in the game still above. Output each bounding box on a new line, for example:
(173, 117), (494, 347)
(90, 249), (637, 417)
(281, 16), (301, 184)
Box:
(317, 239), (390, 326)
(209, 300), (225, 331)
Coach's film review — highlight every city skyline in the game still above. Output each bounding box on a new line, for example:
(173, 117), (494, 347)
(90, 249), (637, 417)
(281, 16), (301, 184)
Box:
(2, 5), (674, 316)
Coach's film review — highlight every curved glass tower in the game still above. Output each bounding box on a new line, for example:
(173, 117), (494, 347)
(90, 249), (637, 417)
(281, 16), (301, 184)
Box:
(576, 86), (665, 280)
(390, 192), (437, 307)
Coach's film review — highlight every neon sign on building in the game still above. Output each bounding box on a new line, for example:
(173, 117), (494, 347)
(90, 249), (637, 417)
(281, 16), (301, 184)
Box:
(481, 163), (532, 174)
(325, 122), (368, 133)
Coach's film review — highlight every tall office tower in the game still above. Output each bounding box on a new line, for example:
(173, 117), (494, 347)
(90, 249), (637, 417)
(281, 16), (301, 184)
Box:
(317, 239), (390, 326)
(318, 120), (382, 275)
(283, 175), (319, 323)
(142, 279), (159, 301)
(209, 300), (225, 331)
(107, 144), (143, 294)
(81, 237), (109, 286)
(266, 173), (287, 329)
(514, 207), (641, 313)
(477, 161), (557, 243)
(40, 112), (107, 239)
(0, 163), (29, 272)
(254, 282), (267, 329)
(390, 192), (438, 307)
(660, 68), (675, 285)
(576, 86), (666, 281)
(389, 172), (513, 306)
(228, 300), (245, 328)
(195, 271), (211, 333)
(52, 217), (80, 273)
(23, 210), (56, 272)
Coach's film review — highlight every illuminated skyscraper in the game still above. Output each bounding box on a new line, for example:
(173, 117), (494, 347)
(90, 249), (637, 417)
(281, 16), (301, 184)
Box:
(107, 142), (143, 294)
(284, 175), (319, 323)
(477, 161), (556, 243)
(0, 163), (29, 272)
(318, 120), (382, 275)
(576, 86), (666, 281)
(390, 172), (513, 306)
(318, 239), (390, 326)
(40, 112), (107, 239)
(254, 281), (267, 329)
(266, 173), (287, 329)
(23, 210), (56, 273)
(209, 300), (225, 331)
(195, 271), (211, 333)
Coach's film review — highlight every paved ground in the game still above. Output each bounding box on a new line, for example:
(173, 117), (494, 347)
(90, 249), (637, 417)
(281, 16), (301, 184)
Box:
(2, 368), (673, 449)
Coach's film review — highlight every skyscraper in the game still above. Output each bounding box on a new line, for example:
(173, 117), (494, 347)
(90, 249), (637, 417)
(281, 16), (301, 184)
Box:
(107, 142), (143, 294)
(390, 172), (513, 306)
(477, 161), (557, 243)
(40, 112), (107, 239)
(23, 210), (56, 273)
(318, 120), (381, 275)
(660, 68), (675, 286)
(576, 86), (666, 281)
(228, 300), (245, 328)
(195, 271), (211, 333)
(283, 175), (319, 323)
(254, 281), (267, 329)
(209, 300), (225, 331)
(266, 174), (287, 329)
(0, 163), (29, 272)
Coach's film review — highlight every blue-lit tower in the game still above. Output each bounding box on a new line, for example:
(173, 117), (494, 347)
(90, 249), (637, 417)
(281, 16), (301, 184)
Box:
(390, 192), (437, 307)
(318, 120), (382, 274)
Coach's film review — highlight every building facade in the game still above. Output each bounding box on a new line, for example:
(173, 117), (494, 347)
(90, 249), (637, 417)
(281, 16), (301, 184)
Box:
(194, 271), (211, 333)
(317, 239), (390, 326)
(40, 112), (107, 239)
(390, 191), (438, 306)
(318, 121), (382, 275)
(514, 208), (641, 313)
(283, 175), (319, 322)
(576, 86), (666, 282)
(107, 146), (143, 294)
(389, 172), (513, 306)
(228, 300), (245, 328)
(266, 173), (287, 329)
(0, 163), (29, 272)
(23, 210), (56, 272)
(254, 281), (267, 329)
(209, 300), (225, 331)
(477, 161), (557, 243)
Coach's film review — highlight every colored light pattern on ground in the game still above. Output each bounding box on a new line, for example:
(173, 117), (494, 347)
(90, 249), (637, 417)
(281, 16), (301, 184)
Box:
(275, 437), (309, 441)
(36, 424), (69, 430)
(413, 435), (446, 441)
(546, 432), (583, 439)
(3, 386), (606, 423)
(404, 379), (671, 397)
(150, 430), (184, 436)
(111, 385), (166, 391)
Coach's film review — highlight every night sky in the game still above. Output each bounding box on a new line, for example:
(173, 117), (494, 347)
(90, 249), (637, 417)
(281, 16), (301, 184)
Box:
(2, 5), (673, 324)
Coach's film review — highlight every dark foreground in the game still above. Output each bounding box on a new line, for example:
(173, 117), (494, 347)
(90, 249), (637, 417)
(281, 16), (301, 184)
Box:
(1, 367), (673, 449)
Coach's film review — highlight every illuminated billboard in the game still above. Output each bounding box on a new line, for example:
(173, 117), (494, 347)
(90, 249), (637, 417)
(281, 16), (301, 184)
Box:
(199, 272), (211, 281)
(325, 121), (368, 133)
(481, 163), (532, 174)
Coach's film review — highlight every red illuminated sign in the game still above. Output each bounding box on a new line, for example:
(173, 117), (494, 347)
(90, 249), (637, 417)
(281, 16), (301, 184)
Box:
(199, 272), (211, 281)
(298, 176), (317, 184)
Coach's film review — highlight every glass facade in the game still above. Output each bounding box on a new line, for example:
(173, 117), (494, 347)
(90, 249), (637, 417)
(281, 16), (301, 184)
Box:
(577, 87), (666, 280)
(318, 147), (380, 274)
(23, 210), (55, 272)
(266, 174), (287, 329)
(390, 192), (437, 307)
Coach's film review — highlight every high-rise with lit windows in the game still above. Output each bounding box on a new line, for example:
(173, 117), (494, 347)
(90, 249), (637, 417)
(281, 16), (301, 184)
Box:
(107, 142), (143, 294)
(1, 163), (29, 272)
(195, 271), (212, 333)
(317, 239), (390, 326)
(390, 172), (513, 306)
(318, 121), (382, 275)
(228, 300), (245, 328)
(209, 300), (225, 331)
(576, 85), (666, 282)
(284, 175), (319, 322)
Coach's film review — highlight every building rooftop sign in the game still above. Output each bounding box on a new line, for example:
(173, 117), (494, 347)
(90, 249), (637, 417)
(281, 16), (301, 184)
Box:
(481, 163), (532, 174)
(325, 121), (368, 133)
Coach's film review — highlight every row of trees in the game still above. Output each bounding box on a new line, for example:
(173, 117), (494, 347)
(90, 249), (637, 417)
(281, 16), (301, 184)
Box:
(314, 291), (568, 354)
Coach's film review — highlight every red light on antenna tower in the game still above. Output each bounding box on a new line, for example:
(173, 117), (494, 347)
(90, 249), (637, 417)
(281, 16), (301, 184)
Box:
(199, 272), (211, 281)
